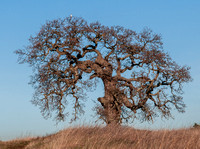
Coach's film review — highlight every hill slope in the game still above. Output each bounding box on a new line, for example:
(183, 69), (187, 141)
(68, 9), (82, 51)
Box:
(1, 126), (200, 149)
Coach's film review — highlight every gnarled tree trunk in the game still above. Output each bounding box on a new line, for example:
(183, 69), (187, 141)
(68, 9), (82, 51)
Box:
(98, 79), (122, 125)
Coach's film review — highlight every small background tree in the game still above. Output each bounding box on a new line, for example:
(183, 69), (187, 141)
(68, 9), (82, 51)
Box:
(16, 16), (191, 125)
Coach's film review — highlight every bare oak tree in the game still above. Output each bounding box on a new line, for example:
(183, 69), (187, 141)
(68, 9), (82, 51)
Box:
(16, 17), (191, 125)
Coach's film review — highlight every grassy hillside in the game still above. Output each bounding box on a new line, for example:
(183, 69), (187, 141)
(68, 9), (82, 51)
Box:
(0, 126), (200, 149)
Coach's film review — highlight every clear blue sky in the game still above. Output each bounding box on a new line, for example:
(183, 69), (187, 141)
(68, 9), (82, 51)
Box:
(0, 0), (200, 141)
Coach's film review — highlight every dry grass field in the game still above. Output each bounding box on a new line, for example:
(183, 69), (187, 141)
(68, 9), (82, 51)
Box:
(0, 125), (200, 149)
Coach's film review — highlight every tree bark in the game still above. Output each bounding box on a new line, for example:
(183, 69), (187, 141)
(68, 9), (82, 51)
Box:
(98, 79), (122, 125)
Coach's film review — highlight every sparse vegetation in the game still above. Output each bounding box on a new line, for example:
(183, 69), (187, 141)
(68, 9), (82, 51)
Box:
(193, 123), (200, 129)
(1, 125), (200, 149)
(0, 139), (31, 149)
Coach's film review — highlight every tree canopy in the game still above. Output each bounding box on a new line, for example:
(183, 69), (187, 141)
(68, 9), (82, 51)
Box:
(16, 16), (191, 125)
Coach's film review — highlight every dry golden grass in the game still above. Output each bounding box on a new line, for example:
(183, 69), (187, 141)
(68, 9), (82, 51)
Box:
(1, 126), (200, 149)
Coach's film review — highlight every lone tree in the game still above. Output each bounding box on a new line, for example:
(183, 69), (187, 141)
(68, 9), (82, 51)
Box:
(16, 17), (191, 125)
